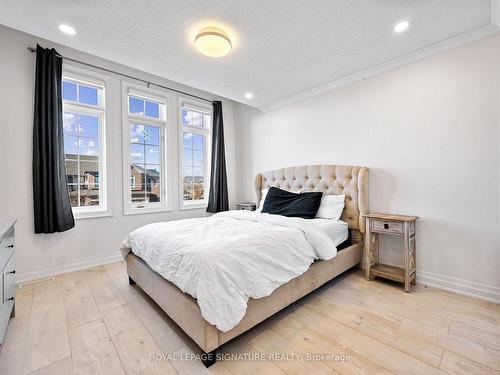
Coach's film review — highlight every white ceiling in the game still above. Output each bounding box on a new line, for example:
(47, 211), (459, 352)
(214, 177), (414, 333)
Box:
(0, 1), (496, 109)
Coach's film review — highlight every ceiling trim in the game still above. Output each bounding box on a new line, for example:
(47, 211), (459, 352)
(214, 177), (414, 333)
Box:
(259, 22), (500, 112)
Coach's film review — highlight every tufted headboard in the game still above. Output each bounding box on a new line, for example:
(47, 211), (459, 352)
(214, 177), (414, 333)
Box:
(254, 165), (369, 235)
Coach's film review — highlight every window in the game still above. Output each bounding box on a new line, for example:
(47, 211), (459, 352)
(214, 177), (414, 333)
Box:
(179, 100), (211, 208)
(123, 84), (168, 214)
(62, 72), (108, 217)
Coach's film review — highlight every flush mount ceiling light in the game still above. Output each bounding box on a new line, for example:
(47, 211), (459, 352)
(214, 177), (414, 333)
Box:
(393, 20), (410, 33)
(195, 27), (232, 57)
(245, 92), (253, 99)
(58, 24), (76, 35)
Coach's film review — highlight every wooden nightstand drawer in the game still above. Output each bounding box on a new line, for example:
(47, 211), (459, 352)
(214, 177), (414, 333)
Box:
(236, 203), (256, 211)
(371, 220), (402, 234)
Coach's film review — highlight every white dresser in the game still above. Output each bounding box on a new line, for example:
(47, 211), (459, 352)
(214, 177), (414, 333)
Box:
(0, 220), (16, 348)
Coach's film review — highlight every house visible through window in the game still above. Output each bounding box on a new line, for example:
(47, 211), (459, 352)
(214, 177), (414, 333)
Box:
(124, 87), (167, 213)
(62, 76), (106, 212)
(130, 123), (161, 204)
(180, 102), (211, 206)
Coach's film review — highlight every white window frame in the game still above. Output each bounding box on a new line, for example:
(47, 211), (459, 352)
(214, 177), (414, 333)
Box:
(122, 82), (169, 215)
(62, 65), (112, 219)
(178, 97), (212, 210)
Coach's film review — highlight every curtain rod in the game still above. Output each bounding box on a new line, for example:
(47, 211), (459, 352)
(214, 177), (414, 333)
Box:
(27, 47), (214, 104)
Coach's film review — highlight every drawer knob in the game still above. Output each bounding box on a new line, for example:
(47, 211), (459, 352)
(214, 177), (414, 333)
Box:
(6, 297), (14, 301)
(7, 270), (15, 274)
(6, 245), (13, 248)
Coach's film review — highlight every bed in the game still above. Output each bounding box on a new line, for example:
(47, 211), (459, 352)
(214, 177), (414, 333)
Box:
(124, 164), (368, 366)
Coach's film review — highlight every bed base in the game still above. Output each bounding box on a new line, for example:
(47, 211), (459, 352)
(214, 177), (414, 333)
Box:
(126, 242), (362, 367)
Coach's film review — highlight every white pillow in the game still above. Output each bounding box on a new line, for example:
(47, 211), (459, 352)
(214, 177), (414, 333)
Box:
(255, 189), (269, 212)
(316, 194), (345, 221)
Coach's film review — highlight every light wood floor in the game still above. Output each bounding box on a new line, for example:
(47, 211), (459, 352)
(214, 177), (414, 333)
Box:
(1, 261), (499, 375)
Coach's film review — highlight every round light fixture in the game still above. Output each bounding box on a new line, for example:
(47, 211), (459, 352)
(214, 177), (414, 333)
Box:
(393, 20), (409, 33)
(58, 24), (76, 35)
(245, 92), (253, 99)
(195, 27), (232, 57)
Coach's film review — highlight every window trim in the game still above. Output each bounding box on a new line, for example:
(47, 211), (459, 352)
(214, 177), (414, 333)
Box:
(178, 97), (212, 210)
(122, 82), (170, 215)
(62, 65), (112, 220)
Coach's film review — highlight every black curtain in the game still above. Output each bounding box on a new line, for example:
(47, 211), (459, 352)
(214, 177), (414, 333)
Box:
(207, 101), (229, 213)
(33, 45), (75, 233)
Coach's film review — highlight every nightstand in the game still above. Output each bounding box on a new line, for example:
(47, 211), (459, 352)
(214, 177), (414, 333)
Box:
(364, 213), (418, 292)
(236, 202), (256, 211)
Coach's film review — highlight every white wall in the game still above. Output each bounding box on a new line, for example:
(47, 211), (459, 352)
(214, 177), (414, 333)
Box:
(234, 35), (500, 301)
(0, 25), (237, 282)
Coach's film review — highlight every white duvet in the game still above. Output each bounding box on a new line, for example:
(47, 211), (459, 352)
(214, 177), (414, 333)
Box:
(121, 210), (338, 332)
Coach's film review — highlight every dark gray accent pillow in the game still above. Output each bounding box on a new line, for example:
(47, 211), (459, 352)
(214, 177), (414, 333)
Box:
(261, 187), (323, 219)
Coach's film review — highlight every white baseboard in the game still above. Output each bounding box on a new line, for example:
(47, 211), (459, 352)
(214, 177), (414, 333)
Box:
(14, 254), (500, 304)
(417, 270), (500, 304)
(16, 252), (123, 285)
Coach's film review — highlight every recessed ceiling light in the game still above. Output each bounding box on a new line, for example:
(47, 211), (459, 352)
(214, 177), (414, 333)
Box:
(195, 27), (232, 57)
(245, 92), (253, 99)
(393, 20), (409, 33)
(58, 24), (76, 36)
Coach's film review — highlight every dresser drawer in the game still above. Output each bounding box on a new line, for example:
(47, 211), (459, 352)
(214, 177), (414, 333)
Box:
(0, 299), (14, 346)
(0, 228), (14, 271)
(0, 221), (15, 348)
(0, 272), (3, 311)
(0, 229), (14, 248)
(371, 220), (403, 234)
(3, 254), (15, 303)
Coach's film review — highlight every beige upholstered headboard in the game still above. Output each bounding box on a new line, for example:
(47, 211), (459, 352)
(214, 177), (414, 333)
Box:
(254, 165), (369, 233)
